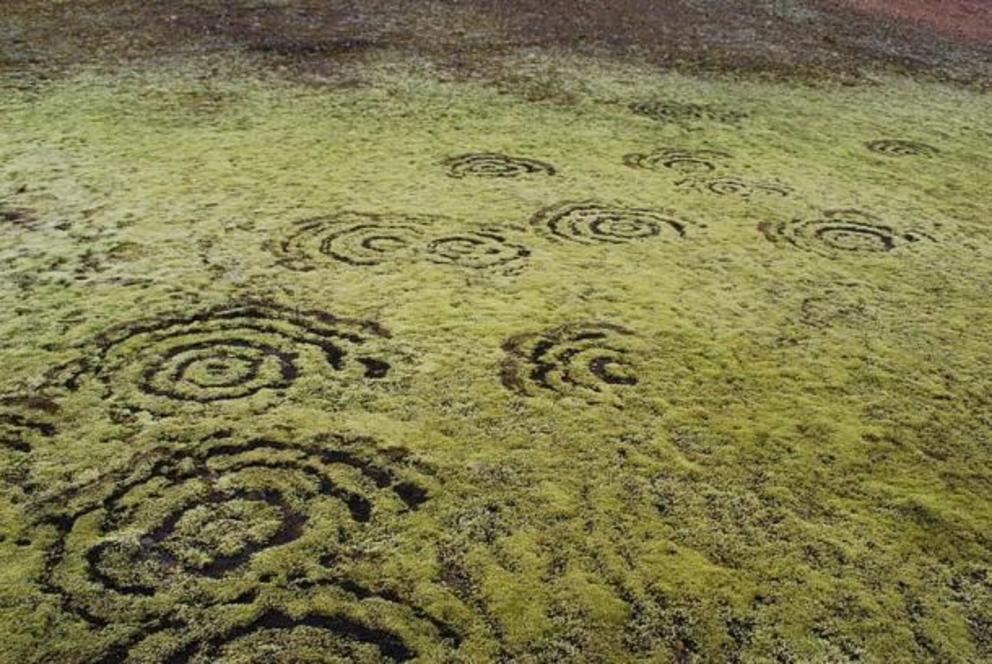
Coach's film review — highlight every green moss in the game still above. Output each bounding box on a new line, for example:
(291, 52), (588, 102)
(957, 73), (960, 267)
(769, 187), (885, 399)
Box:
(1, 53), (991, 661)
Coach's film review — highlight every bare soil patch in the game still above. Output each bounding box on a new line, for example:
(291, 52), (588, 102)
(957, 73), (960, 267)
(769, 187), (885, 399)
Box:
(1, 1), (990, 86)
(837, 0), (992, 43)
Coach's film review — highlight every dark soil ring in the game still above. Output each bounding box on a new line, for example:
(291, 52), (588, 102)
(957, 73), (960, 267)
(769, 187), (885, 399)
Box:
(532, 201), (689, 245)
(677, 176), (791, 198)
(760, 209), (937, 255)
(443, 153), (557, 178)
(270, 214), (530, 274)
(171, 608), (417, 662)
(269, 212), (434, 270)
(501, 322), (639, 402)
(624, 148), (732, 174)
(101, 578), (467, 664)
(47, 301), (394, 413)
(425, 229), (531, 271)
(39, 432), (431, 626)
(866, 140), (940, 157)
(629, 100), (747, 124)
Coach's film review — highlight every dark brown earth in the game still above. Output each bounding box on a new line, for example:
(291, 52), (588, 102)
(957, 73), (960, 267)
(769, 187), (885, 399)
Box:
(841, 0), (992, 43)
(1, 0), (990, 87)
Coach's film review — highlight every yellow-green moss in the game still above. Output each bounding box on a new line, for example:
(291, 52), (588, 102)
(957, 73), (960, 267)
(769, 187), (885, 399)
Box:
(1, 53), (991, 662)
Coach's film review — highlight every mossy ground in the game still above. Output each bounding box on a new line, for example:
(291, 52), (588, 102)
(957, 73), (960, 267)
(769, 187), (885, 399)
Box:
(1, 47), (991, 663)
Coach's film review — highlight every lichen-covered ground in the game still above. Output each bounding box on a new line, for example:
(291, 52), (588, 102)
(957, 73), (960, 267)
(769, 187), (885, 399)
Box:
(1, 2), (991, 663)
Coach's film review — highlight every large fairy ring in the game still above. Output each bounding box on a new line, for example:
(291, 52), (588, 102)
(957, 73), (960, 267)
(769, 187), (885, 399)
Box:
(760, 209), (937, 256)
(38, 431), (434, 627)
(865, 139), (940, 158)
(623, 147), (732, 174)
(501, 322), (640, 403)
(268, 212), (434, 270)
(46, 301), (396, 414)
(424, 228), (531, 272)
(629, 100), (747, 125)
(675, 176), (792, 198)
(443, 153), (557, 179)
(531, 201), (691, 245)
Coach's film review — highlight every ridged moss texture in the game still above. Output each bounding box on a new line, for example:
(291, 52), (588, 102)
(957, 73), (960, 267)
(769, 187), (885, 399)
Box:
(1, 55), (991, 662)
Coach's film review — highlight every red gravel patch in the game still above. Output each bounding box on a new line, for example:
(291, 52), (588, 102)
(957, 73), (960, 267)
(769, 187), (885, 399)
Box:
(838, 0), (992, 43)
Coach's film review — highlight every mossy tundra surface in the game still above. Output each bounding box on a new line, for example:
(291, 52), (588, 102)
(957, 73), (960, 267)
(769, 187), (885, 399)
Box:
(1, 33), (992, 664)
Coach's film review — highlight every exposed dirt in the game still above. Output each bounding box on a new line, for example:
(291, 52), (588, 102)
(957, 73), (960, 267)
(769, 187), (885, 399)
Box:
(1, 1), (990, 86)
(475, 0), (992, 83)
(839, 0), (992, 43)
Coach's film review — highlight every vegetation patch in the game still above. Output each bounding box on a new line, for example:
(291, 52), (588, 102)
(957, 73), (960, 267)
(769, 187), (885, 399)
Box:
(0, 34), (990, 662)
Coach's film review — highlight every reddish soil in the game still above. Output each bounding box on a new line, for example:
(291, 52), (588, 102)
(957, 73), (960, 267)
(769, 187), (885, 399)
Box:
(839, 0), (992, 43)
(1, 1), (990, 87)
